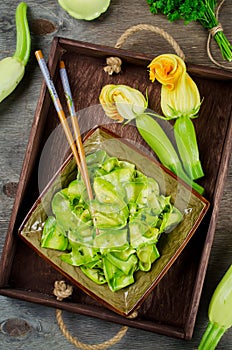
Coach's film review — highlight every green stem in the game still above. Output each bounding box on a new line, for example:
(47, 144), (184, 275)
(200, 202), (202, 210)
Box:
(199, 1), (232, 62)
(170, 164), (204, 195)
(214, 31), (232, 62)
(198, 322), (226, 350)
(136, 114), (204, 194)
(13, 2), (31, 66)
(174, 116), (204, 181)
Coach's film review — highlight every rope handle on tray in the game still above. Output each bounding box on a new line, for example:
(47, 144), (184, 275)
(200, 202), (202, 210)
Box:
(104, 24), (186, 75)
(104, 20), (232, 74)
(54, 281), (129, 350)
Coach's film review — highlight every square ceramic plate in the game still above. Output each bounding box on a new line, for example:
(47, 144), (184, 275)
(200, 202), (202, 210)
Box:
(19, 126), (210, 316)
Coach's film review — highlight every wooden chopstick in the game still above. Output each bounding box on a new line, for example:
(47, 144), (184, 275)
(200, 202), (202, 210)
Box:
(35, 50), (93, 202)
(59, 60), (93, 203)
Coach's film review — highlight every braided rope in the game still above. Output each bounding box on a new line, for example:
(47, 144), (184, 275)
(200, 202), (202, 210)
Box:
(115, 23), (185, 60)
(56, 309), (128, 350)
(54, 281), (128, 350)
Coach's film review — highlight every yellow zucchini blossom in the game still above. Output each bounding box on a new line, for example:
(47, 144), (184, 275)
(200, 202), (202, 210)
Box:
(148, 53), (185, 90)
(99, 84), (147, 122)
(99, 83), (205, 193)
(148, 54), (204, 181)
(148, 54), (201, 118)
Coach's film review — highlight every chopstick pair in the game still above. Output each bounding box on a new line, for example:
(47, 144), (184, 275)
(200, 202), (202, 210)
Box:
(35, 50), (93, 202)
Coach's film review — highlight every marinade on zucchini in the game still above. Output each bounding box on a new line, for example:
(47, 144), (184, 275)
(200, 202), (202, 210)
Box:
(41, 150), (183, 292)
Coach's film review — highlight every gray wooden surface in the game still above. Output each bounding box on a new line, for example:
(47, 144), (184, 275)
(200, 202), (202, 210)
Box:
(0, 1), (231, 349)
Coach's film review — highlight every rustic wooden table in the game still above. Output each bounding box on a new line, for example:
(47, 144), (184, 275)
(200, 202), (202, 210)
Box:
(0, 1), (231, 349)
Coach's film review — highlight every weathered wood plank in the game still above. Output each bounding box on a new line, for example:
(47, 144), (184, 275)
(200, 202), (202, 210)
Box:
(0, 0), (231, 349)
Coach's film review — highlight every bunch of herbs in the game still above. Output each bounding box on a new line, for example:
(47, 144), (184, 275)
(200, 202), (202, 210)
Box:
(147, 0), (232, 61)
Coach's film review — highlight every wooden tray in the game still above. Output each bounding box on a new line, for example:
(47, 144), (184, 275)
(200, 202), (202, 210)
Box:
(0, 37), (232, 340)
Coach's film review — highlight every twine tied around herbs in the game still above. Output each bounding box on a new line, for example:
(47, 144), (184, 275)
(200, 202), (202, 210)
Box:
(207, 0), (232, 70)
(53, 281), (128, 350)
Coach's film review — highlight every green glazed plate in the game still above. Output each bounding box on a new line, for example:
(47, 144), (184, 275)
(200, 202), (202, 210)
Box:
(19, 126), (210, 316)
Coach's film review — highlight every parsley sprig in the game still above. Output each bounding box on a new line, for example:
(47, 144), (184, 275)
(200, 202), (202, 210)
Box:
(147, 0), (232, 62)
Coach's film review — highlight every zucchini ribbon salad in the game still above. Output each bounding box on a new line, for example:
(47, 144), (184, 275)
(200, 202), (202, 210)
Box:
(41, 150), (183, 292)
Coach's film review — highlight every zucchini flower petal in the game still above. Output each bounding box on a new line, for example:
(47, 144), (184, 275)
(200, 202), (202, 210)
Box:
(148, 54), (203, 181)
(148, 54), (186, 90)
(99, 84), (147, 122)
(161, 72), (201, 119)
(148, 54), (200, 118)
